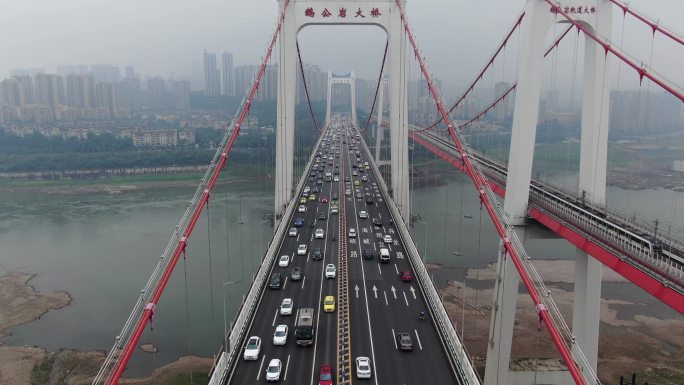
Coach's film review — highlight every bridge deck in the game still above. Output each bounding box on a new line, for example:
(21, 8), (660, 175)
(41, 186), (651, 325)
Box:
(225, 122), (457, 384)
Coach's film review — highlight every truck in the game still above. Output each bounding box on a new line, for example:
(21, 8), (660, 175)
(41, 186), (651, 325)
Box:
(295, 308), (315, 346)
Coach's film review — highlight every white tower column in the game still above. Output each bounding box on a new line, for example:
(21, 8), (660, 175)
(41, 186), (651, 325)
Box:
(274, 1), (297, 226)
(388, 1), (410, 220)
(573, 1), (612, 375)
(484, 2), (551, 384)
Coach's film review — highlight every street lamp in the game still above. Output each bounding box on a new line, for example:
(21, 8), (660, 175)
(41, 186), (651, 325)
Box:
(415, 220), (428, 264)
(258, 219), (271, 259)
(222, 280), (241, 353)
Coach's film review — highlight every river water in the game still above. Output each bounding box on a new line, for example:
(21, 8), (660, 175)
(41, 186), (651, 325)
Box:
(0, 172), (682, 376)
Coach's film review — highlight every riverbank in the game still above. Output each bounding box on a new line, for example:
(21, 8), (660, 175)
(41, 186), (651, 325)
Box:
(437, 260), (684, 384)
(0, 270), (213, 385)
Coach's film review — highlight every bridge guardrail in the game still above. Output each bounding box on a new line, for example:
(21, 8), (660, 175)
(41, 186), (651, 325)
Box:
(359, 133), (481, 385)
(208, 126), (328, 385)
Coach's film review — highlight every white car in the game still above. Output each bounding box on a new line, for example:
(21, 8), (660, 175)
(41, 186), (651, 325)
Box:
(297, 244), (308, 256)
(298, 205), (307, 213)
(288, 227), (297, 237)
(325, 264), (337, 279)
(243, 336), (261, 361)
(333, 176), (339, 182)
(273, 324), (288, 345)
(359, 211), (368, 219)
(356, 356), (372, 379)
(266, 358), (282, 381)
(348, 228), (357, 238)
(279, 255), (290, 267)
(315, 228), (325, 239)
(383, 234), (392, 243)
(280, 298), (293, 315)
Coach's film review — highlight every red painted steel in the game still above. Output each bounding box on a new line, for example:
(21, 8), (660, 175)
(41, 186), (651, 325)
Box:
(413, 130), (684, 315)
(395, 2), (587, 384)
(608, 0), (684, 46)
(106, 1), (292, 383)
(546, 0), (684, 103)
(530, 207), (684, 314)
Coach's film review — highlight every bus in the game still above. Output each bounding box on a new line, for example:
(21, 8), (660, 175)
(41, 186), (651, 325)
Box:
(295, 308), (315, 346)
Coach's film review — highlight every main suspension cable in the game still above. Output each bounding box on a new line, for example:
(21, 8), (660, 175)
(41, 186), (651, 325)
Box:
(363, 40), (389, 132)
(296, 41), (321, 132)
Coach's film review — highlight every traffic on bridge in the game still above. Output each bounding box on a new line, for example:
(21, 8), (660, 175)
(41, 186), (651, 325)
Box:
(227, 118), (457, 384)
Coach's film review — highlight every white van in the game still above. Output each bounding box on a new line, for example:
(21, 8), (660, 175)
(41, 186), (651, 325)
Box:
(379, 248), (390, 263)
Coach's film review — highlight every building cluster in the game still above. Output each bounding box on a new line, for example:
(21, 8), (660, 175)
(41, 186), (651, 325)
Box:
(0, 119), (197, 147)
(0, 65), (192, 124)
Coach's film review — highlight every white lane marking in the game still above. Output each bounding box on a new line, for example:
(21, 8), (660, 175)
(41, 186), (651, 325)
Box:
(410, 286), (416, 299)
(372, 285), (378, 298)
(297, 234), (300, 242)
(256, 355), (266, 381)
(294, 308), (300, 322)
(392, 329), (397, 350)
(403, 291), (409, 307)
(282, 277), (288, 290)
(272, 308), (278, 326)
(378, 212), (382, 219)
(383, 291), (388, 306)
(390, 285), (397, 299)
(284, 354), (291, 380)
(415, 329), (423, 350)
(301, 276), (306, 290)
(377, 263), (382, 275)
(373, 242), (377, 252)
(311, 233), (314, 242)
(354, 284), (360, 298)
(394, 264), (399, 274)
(307, 252), (310, 263)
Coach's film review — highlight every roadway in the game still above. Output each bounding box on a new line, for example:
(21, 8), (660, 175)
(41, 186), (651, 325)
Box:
(227, 118), (456, 384)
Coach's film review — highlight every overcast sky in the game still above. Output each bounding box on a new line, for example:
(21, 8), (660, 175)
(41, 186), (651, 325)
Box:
(1, 0), (682, 93)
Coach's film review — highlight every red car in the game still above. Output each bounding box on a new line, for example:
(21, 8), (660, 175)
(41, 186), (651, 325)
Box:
(321, 196), (329, 203)
(400, 271), (413, 282)
(318, 364), (334, 385)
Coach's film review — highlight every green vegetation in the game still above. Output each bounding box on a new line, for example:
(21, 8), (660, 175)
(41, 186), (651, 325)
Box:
(30, 356), (54, 385)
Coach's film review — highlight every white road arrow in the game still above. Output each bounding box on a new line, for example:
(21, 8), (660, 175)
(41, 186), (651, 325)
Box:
(354, 284), (360, 298)
(372, 285), (378, 299)
(391, 285), (397, 299)
(410, 286), (417, 299)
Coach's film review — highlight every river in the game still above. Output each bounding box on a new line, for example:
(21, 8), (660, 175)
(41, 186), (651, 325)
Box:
(0, 172), (682, 376)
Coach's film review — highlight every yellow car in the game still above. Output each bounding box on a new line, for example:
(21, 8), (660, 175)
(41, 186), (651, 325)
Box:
(323, 295), (336, 312)
(309, 194), (317, 202)
(354, 180), (360, 187)
(300, 197), (307, 204)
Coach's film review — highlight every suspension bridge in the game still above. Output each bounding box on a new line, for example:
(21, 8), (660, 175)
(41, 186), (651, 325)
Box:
(92, 1), (684, 384)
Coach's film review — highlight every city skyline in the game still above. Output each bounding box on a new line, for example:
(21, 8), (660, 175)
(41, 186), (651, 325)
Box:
(2, 1), (682, 90)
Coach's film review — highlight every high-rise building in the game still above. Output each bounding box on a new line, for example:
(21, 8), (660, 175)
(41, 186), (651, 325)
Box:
(117, 77), (141, 112)
(203, 51), (220, 96)
(91, 64), (120, 83)
(125, 66), (136, 79)
(0, 79), (21, 107)
(221, 52), (234, 97)
(95, 82), (119, 118)
(296, 63), (326, 104)
(147, 77), (167, 110)
(13, 75), (35, 105)
(175, 81), (191, 110)
(34, 73), (65, 116)
(66, 74), (95, 109)
(234, 65), (257, 99)
(58, 65), (89, 77)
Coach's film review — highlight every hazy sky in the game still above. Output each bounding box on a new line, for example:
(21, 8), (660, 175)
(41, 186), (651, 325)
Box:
(2, 0), (683, 92)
